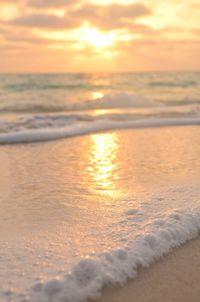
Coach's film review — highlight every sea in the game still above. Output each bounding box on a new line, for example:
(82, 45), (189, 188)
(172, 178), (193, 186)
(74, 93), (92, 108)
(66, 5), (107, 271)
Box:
(0, 71), (200, 302)
(0, 71), (200, 143)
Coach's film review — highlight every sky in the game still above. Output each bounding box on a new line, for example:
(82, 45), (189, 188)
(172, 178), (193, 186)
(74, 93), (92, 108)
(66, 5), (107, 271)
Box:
(0, 0), (199, 72)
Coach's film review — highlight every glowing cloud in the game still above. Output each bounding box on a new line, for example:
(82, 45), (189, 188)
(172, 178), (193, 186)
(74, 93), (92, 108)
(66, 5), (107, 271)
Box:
(0, 0), (199, 72)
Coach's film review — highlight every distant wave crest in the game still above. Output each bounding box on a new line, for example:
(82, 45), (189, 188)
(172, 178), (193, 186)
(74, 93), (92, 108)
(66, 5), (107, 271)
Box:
(1, 91), (200, 114)
(148, 80), (197, 88)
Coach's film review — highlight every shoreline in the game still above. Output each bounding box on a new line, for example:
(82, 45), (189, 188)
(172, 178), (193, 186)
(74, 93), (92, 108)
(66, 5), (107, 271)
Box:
(96, 236), (200, 302)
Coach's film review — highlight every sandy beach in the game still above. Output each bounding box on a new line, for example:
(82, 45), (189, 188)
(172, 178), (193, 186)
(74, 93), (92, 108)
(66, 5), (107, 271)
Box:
(97, 236), (200, 302)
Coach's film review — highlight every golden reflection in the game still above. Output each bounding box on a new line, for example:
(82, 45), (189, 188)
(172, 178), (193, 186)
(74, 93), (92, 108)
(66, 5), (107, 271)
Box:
(92, 109), (108, 116)
(85, 132), (122, 197)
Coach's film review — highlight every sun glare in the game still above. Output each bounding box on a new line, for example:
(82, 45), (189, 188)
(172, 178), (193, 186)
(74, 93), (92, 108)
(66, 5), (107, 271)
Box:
(79, 26), (116, 49)
(92, 92), (104, 99)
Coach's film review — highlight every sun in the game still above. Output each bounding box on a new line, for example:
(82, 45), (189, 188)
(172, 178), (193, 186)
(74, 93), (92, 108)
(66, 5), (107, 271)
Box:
(79, 25), (116, 49)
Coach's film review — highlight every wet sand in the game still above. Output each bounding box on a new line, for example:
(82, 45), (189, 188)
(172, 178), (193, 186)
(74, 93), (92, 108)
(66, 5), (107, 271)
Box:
(97, 236), (200, 302)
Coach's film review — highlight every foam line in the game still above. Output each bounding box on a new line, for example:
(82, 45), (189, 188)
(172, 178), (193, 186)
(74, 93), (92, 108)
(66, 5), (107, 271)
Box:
(0, 117), (200, 144)
(30, 208), (200, 302)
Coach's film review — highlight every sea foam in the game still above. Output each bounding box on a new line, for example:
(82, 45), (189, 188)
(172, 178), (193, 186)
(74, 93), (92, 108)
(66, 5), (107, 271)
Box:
(0, 89), (200, 144)
(29, 208), (200, 302)
(0, 116), (200, 144)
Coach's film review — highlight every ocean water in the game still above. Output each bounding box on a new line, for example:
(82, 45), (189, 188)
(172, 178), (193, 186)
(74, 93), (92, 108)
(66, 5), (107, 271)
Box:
(0, 71), (200, 143)
(0, 72), (200, 302)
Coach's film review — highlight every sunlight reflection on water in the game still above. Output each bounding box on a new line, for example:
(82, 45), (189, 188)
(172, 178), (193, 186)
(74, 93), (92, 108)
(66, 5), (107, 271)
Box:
(85, 132), (122, 198)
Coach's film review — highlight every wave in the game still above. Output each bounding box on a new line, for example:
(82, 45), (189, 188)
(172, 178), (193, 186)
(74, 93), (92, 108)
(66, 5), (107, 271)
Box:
(5, 82), (97, 92)
(0, 104), (69, 114)
(80, 93), (155, 110)
(1, 91), (200, 115)
(0, 92), (200, 114)
(161, 98), (200, 106)
(28, 207), (200, 302)
(0, 93), (156, 114)
(0, 92), (200, 144)
(0, 114), (200, 144)
(148, 80), (198, 88)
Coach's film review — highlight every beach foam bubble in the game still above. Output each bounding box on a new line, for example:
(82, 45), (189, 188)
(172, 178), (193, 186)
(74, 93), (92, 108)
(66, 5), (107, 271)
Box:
(29, 208), (200, 302)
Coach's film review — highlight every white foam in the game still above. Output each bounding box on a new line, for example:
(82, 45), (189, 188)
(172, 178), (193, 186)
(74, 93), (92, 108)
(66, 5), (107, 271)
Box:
(0, 117), (200, 144)
(28, 208), (200, 302)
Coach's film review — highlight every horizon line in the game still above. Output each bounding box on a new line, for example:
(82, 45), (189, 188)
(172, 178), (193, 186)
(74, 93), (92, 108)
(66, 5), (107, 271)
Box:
(0, 69), (200, 75)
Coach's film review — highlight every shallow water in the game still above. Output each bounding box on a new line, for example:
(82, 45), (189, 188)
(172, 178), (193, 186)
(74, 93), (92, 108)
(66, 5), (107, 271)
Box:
(0, 127), (200, 301)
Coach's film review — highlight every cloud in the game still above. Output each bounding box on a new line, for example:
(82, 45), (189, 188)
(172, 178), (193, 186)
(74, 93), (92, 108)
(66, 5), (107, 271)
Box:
(1, 29), (54, 45)
(26, 0), (75, 8)
(0, 0), (22, 3)
(0, 25), (77, 47)
(7, 3), (151, 30)
(72, 3), (151, 30)
(9, 13), (80, 28)
(0, 0), (199, 72)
